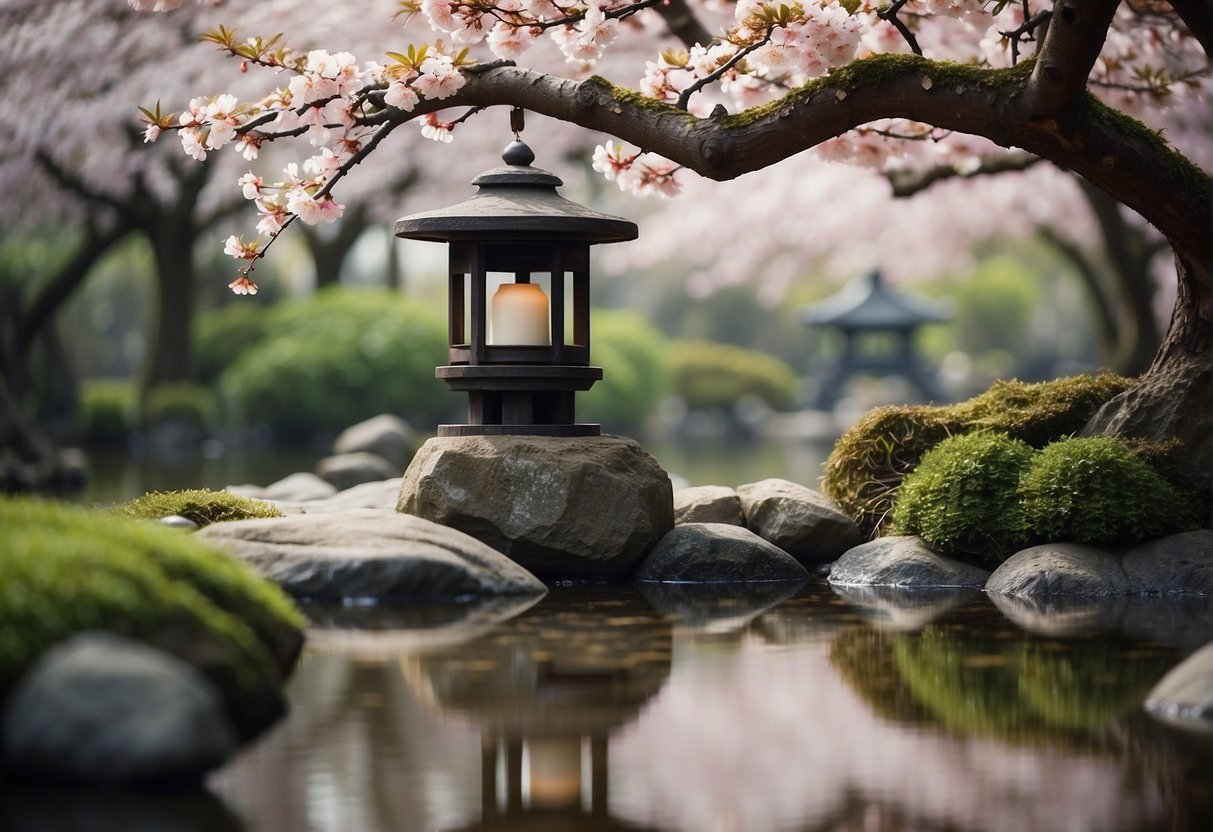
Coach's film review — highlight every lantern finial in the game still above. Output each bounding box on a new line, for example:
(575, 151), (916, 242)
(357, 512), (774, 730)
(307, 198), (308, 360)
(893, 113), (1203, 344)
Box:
(502, 138), (535, 167)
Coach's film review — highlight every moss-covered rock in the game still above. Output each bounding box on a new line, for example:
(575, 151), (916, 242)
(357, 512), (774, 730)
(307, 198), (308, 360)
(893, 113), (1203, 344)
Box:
(109, 489), (282, 527)
(1020, 436), (1199, 545)
(0, 498), (304, 737)
(891, 433), (1035, 560)
(822, 374), (1132, 537)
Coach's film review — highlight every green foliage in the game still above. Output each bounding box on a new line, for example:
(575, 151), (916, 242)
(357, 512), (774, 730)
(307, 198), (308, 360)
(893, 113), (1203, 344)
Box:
(1020, 436), (1198, 544)
(78, 379), (136, 446)
(143, 382), (216, 428)
(110, 488), (282, 526)
(580, 309), (670, 430)
(194, 303), (269, 384)
(823, 374), (1131, 538)
(670, 340), (798, 411)
(0, 498), (303, 701)
(892, 432), (1035, 559)
(220, 288), (449, 437)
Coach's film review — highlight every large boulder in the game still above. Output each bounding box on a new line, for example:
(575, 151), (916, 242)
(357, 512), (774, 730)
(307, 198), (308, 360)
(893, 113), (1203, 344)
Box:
(228, 472), (337, 503)
(197, 508), (545, 600)
(1144, 641), (1213, 732)
(635, 523), (810, 584)
(987, 531), (1213, 598)
(398, 435), (674, 580)
(333, 414), (418, 470)
(673, 485), (744, 526)
(1, 633), (237, 784)
(316, 452), (399, 491)
(736, 478), (862, 565)
(828, 536), (991, 589)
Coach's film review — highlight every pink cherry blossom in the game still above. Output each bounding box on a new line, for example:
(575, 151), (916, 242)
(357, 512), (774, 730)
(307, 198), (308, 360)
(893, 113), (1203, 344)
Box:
(228, 275), (259, 295)
(384, 80), (420, 111)
(414, 56), (466, 100)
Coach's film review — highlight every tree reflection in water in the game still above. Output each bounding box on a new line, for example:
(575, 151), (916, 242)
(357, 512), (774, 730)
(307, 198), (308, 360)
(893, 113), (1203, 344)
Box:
(205, 582), (1213, 832)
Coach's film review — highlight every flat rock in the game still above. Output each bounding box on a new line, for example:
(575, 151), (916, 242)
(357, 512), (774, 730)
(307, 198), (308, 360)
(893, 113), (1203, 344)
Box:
(736, 478), (862, 566)
(1, 633), (237, 784)
(988, 531), (1213, 598)
(635, 523), (810, 584)
(398, 435), (673, 580)
(333, 414), (418, 470)
(673, 485), (744, 526)
(196, 508), (545, 600)
(316, 452), (399, 492)
(228, 472), (337, 503)
(829, 536), (991, 588)
(1144, 641), (1213, 732)
(276, 478), (402, 515)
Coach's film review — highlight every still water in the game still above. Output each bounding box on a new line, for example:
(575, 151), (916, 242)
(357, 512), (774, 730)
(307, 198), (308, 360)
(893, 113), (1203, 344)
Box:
(49, 443), (1213, 831)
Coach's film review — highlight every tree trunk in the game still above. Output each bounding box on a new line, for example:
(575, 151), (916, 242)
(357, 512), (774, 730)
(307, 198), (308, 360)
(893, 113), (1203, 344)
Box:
(300, 203), (369, 289)
(141, 219), (197, 393)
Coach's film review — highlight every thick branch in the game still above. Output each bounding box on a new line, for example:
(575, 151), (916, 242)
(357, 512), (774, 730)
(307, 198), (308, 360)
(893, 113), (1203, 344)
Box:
(35, 150), (132, 219)
(1024, 0), (1118, 116)
(655, 0), (715, 48)
(408, 57), (1210, 266)
(885, 150), (1043, 197)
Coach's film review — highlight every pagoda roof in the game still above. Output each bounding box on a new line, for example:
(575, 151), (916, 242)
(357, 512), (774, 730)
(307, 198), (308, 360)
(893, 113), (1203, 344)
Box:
(799, 270), (953, 331)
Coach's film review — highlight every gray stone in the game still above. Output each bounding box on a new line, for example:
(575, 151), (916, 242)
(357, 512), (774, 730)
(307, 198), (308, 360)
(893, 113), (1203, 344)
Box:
(333, 414), (418, 470)
(829, 536), (991, 588)
(276, 478), (403, 515)
(1122, 530), (1213, 594)
(158, 514), (200, 530)
(1144, 641), (1213, 732)
(398, 435), (674, 580)
(317, 451), (399, 491)
(988, 531), (1213, 598)
(636, 523), (810, 584)
(1, 633), (237, 784)
(985, 543), (1130, 597)
(737, 478), (863, 566)
(674, 485), (744, 526)
(229, 472), (337, 503)
(197, 508), (545, 600)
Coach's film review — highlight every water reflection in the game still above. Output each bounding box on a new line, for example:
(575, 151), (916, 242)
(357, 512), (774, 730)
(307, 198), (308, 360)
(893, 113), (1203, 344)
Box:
(204, 582), (1213, 832)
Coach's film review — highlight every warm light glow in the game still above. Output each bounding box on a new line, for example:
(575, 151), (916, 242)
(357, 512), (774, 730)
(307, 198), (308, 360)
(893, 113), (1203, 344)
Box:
(489, 282), (550, 346)
(526, 738), (582, 808)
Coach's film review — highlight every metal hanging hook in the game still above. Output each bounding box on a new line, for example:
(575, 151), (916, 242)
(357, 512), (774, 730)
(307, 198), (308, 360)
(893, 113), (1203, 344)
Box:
(510, 107), (525, 139)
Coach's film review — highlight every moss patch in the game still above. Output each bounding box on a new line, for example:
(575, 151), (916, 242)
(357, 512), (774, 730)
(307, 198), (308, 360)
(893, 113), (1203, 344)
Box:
(0, 498), (304, 719)
(822, 374), (1132, 538)
(110, 489), (282, 526)
(891, 433), (1035, 559)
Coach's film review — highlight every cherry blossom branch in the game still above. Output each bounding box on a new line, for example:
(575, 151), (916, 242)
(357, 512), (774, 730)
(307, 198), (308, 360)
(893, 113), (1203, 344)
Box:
(878, 0), (923, 57)
(1001, 9), (1052, 66)
(655, 0), (716, 48)
(1024, 0), (1119, 116)
(885, 150), (1043, 197)
(676, 38), (769, 110)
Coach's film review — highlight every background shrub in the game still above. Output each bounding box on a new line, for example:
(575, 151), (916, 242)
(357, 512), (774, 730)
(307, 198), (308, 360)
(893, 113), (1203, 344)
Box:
(77, 379), (135, 447)
(891, 432), (1035, 559)
(1020, 435), (1198, 544)
(219, 289), (449, 438)
(669, 339), (799, 411)
(580, 309), (670, 432)
(194, 303), (270, 385)
(143, 382), (216, 428)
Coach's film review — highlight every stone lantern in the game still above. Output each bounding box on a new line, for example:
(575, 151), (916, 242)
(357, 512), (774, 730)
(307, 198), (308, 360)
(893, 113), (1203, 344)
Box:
(394, 126), (637, 437)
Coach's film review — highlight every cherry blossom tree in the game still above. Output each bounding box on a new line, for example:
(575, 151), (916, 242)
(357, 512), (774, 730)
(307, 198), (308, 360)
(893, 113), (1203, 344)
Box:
(132, 0), (1210, 481)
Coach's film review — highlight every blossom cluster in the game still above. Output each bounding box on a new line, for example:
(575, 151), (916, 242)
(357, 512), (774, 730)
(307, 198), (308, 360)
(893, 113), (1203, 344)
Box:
(592, 143), (681, 197)
(419, 0), (625, 64)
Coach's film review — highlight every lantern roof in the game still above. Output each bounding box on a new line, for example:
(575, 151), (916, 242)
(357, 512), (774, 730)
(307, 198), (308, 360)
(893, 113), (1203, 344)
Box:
(799, 270), (953, 331)
(394, 140), (638, 244)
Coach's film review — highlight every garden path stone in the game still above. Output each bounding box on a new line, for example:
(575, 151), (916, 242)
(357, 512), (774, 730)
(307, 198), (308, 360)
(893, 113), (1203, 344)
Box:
(197, 508), (545, 600)
(333, 414), (418, 470)
(316, 452), (399, 491)
(399, 435), (673, 580)
(829, 536), (991, 588)
(737, 478), (862, 566)
(673, 485), (744, 526)
(1, 633), (237, 784)
(635, 523), (809, 583)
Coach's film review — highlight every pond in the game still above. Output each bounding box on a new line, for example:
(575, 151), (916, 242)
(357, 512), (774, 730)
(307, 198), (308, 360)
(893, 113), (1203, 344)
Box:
(7, 583), (1210, 832)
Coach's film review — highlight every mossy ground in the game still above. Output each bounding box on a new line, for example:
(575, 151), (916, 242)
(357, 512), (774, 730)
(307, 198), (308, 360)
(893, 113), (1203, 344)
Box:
(0, 498), (303, 709)
(822, 374), (1133, 538)
(109, 488), (282, 526)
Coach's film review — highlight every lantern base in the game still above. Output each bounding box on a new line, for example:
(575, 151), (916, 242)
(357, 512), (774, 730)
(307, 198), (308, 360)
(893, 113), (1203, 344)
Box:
(437, 423), (601, 437)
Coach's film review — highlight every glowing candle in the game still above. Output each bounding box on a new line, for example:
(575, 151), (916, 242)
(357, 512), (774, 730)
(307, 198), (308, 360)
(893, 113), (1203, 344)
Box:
(526, 737), (582, 808)
(489, 282), (550, 345)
